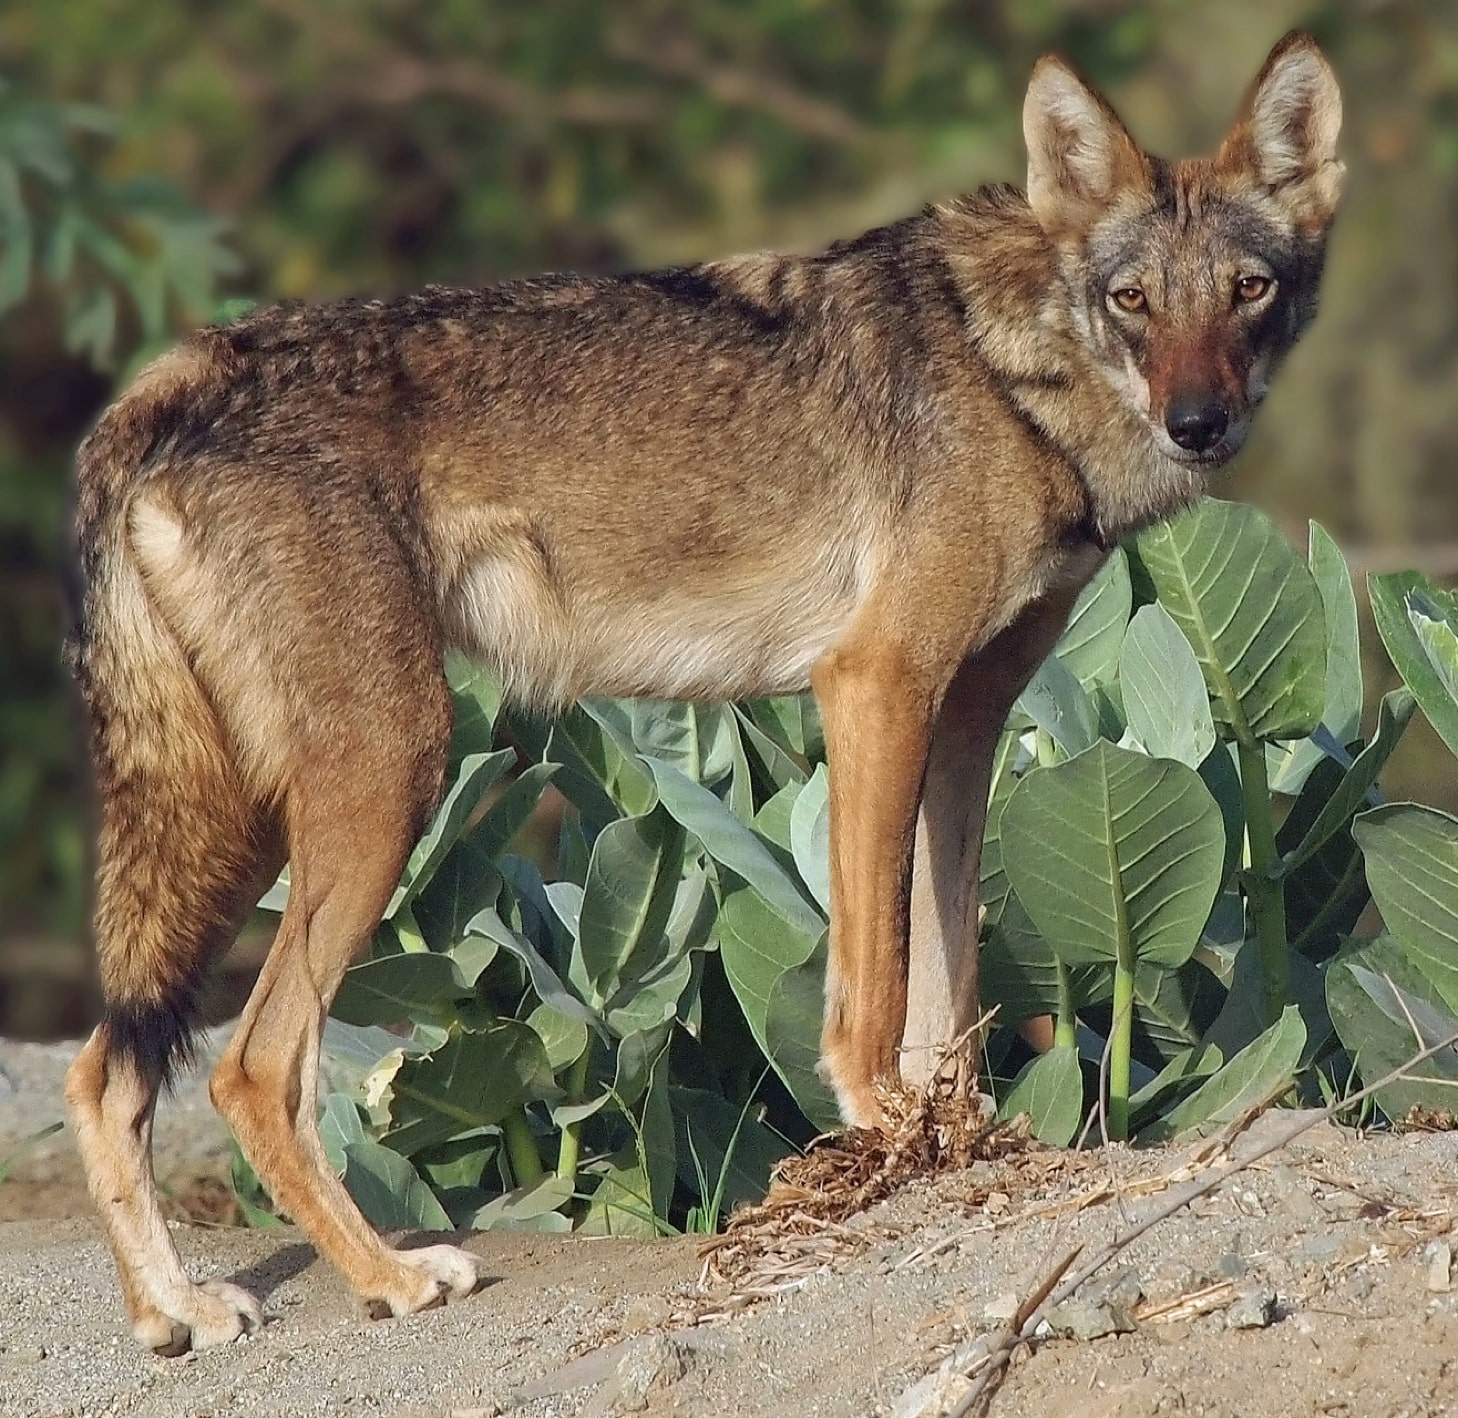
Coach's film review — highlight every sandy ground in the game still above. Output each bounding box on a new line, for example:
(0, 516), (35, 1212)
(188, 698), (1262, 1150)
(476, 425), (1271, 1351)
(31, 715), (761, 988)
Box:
(3, 1035), (1458, 1418)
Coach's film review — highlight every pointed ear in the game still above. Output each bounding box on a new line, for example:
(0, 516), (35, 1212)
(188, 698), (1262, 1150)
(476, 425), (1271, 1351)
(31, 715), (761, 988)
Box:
(1219, 32), (1343, 228)
(1023, 56), (1149, 235)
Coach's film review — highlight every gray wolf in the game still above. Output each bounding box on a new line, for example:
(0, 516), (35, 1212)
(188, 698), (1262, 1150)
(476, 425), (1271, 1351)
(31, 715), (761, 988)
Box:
(64, 32), (1341, 1350)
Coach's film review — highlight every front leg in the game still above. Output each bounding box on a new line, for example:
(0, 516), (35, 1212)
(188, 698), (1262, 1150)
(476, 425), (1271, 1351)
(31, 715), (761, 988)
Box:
(811, 628), (940, 1128)
(901, 591), (1083, 1089)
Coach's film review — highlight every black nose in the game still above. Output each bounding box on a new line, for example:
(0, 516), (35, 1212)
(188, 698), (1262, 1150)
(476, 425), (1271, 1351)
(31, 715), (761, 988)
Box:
(1165, 395), (1230, 453)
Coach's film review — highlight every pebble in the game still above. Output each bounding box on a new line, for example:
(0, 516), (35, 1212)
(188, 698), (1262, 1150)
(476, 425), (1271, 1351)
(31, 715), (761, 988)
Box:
(1225, 1287), (1279, 1330)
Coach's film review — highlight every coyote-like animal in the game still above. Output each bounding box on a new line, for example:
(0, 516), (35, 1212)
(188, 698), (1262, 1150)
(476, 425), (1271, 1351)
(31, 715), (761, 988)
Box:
(66, 33), (1342, 1350)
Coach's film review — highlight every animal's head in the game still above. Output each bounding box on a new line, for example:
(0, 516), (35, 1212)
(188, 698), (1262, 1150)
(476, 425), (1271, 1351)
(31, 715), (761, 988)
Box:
(1023, 32), (1343, 467)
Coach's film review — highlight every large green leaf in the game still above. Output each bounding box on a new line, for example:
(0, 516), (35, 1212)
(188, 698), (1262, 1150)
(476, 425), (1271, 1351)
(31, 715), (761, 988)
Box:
(622, 701), (738, 787)
(340, 1141), (453, 1232)
(577, 811), (684, 1006)
(717, 881), (836, 1126)
(1015, 654), (1098, 759)
(975, 730), (1022, 930)
(1268, 524), (1363, 793)
(1140, 1005), (1305, 1141)
(525, 1003), (589, 1073)
(412, 759), (560, 953)
(1135, 500), (1326, 744)
(388, 750), (514, 916)
(1353, 803), (1458, 1014)
(1280, 690), (1413, 876)
(1120, 604), (1216, 768)
(1279, 755), (1371, 963)
(581, 1042), (675, 1238)
(318, 1092), (367, 1175)
(997, 1046), (1083, 1146)
(1000, 741), (1225, 971)
(732, 706), (808, 792)
(1327, 934), (1458, 1120)
(1370, 573), (1458, 763)
(385, 1023), (559, 1155)
(1131, 958), (1225, 1063)
(1202, 937), (1331, 1064)
(763, 935), (841, 1129)
(472, 1175), (575, 1232)
(466, 906), (605, 1039)
(331, 952), (475, 1028)
(980, 894), (1111, 1022)
(446, 654), (503, 759)
(789, 764), (831, 914)
(508, 703), (653, 824)
(1053, 548), (1132, 689)
(645, 758), (823, 936)
(745, 696), (822, 760)
(672, 1086), (792, 1209)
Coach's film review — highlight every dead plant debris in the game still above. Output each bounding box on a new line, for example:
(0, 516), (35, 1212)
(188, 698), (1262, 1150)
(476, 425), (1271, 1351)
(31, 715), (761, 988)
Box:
(698, 1072), (1056, 1301)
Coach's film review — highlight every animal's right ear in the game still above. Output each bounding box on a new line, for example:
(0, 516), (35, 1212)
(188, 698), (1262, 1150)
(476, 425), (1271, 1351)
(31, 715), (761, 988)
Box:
(1023, 57), (1149, 236)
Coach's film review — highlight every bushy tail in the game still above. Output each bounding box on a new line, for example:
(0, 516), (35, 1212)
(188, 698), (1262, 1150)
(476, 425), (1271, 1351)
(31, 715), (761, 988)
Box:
(70, 347), (267, 1083)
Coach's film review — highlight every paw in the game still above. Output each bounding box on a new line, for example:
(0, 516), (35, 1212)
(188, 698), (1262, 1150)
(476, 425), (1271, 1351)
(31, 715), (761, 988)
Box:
(364, 1244), (483, 1320)
(819, 1053), (891, 1132)
(133, 1280), (264, 1356)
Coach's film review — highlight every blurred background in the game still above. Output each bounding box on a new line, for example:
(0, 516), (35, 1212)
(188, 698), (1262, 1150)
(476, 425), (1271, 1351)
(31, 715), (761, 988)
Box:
(2, 0), (1455, 1040)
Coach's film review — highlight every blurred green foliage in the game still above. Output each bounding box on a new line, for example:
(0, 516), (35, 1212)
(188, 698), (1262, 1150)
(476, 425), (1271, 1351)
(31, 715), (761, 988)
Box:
(2, 1), (1456, 1000)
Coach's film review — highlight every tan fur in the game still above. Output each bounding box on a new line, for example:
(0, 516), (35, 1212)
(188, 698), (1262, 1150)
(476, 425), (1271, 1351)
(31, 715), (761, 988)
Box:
(65, 34), (1342, 1350)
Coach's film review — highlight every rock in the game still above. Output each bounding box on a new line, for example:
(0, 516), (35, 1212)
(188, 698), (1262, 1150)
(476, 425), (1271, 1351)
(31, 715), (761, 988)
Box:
(1344, 1270), (1377, 1303)
(1225, 1288), (1279, 1330)
(1293, 1233), (1342, 1266)
(1425, 1239), (1453, 1293)
(1316, 1189), (1366, 1218)
(1271, 1184), (1326, 1226)
(982, 1292), (1020, 1325)
(1215, 1252), (1248, 1280)
(620, 1294), (674, 1334)
(609, 1334), (688, 1410)
(1045, 1299), (1136, 1341)
(1082, 1267), (1145, 1312)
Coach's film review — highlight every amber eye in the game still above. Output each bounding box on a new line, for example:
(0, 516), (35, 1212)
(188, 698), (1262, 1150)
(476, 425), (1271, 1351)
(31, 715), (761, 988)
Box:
(1235, 275), (1273, 303)
(1110, 287), (1147, 314)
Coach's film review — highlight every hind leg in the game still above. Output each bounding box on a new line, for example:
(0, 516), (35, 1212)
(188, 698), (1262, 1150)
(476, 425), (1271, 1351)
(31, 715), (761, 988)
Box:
(209, 690), (482, 1318)
(65, 798), (282, 1354)
(66, 1033), (271, 1353)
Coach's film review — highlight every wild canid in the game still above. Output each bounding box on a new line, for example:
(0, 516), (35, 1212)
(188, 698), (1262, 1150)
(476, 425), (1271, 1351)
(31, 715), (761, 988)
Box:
(65, 33), (1342, 1350)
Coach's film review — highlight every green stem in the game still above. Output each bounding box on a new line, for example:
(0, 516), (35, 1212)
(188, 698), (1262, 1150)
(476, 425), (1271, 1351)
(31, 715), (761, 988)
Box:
(1237, 738), (1290, 1024)
(501, 1108), (544, 1187)
(1109, 944), (1134, 1142)
(1054, 959), (1077, 1051)
(554, 1045), (594, 1184)
(1034, 727), (1058, 768)
(392, 905), (428, 953)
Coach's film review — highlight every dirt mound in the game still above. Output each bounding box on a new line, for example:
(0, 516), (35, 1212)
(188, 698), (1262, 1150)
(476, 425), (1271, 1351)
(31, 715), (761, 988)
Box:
(3, 1077), (1457, 1417)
